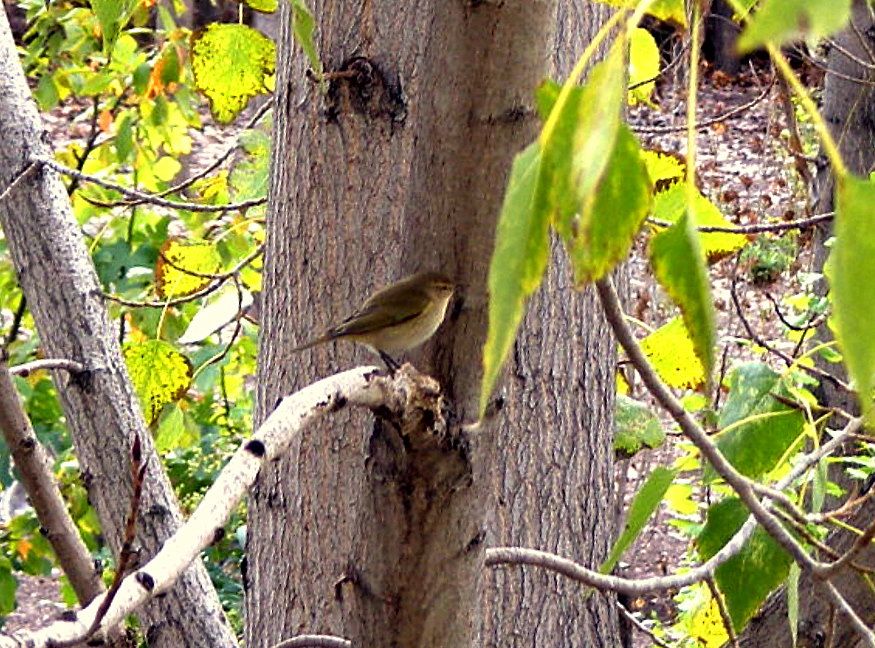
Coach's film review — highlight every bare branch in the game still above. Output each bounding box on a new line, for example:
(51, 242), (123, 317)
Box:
(31, 156), (266, 214)
(0, 365), (442, 647)
(8, 358), (86, 376)
(706, 577), (739, 648)
(614, 600), (673, 648)
(647, 211), (834, 235)
(271, 635), (353, 648)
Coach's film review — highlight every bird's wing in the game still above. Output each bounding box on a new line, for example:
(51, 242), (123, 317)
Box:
(331, 288), (431, 338)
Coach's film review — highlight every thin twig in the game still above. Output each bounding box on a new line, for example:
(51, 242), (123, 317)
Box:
(54, 436), (146, 647)
(647, 211), (834, 234)
(96, 100), (273, 208)
(632, 77), (774, 134)
(8, 358), (87, 376)
(0, 162), (39, 206)
(706, 577), (739, 648)
(104, 244), (263, 309)
(1, 295), (27, 354)
(32, 156), (266, 213)
(615, 600), (674, 648)
(270, 635), (352, 648)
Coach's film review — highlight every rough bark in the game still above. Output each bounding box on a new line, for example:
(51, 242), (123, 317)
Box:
(248, 1), (620, 647)
(0, 9), (236, 647)
(741, 3), (875, 646)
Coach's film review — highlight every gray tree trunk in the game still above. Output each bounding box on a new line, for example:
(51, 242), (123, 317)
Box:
(0, 9), (236, 647)
(247, 1), (619, 647)
(741, 3), (875, 646)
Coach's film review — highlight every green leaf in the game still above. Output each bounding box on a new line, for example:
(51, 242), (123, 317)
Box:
(698, 497), (792, 630)
(292, 0), (322, 84)
(155, 403), (199, 452)
(738, 0), (852, 53)
(191, 24), (276, 124)
(571, 124), (653, 284)
(124, 340), (193, 426)
(539, 41), (626, 241)
(649, 210), (716, 386)
(640, 317), (706, 389)
(652, 184), (748, 262)
(480, 144), (548, 416)
(155, 239), (222, 299)
(601, 467), (674, 574)
(614, 394), (666, 456)
(0, 558), (16, 616)
(828, 176), (875, 418)
(628, 28), (660, 106)
(90, 0), (136, 53)
(711, 363), (806, 480)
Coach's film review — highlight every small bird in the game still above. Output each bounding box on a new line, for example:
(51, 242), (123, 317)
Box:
(293, 271), (455, 370)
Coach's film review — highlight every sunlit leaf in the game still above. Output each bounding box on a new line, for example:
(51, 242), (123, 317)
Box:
(649, 210), (716, 385)
(642, 148), (686, 193)
(614, 394), (666, 456)
(628, 28), (660, 106)
(640, 317), (706, 389)
(155, 403), (199, 452)
(0, 557), (16, 615)
(601, 467), (674, 574)
(698, 497), (792, 630)
(595, 0), (686, 26)
(191, 24), (276, 123)
(652, 184), (748, 262)
(244, 0), (278, 11)
(155, 239), (222, 299)
(124, 340), (193, 426)
(710, 363), (806, 480)
(738, 0), (852, 53)
(481, 144), (548, 416)
(829, 176), (875, 418)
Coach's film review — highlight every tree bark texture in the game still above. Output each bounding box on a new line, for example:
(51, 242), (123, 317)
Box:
(0, 9), (236, 647)
(248, 1), (619, 647)
(742, 4), (875, 646)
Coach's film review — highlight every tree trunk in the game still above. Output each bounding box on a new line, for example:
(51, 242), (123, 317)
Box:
(0, 9), (236, 647)
(741, 3), (875, 645)
(247, 1), (620, 647)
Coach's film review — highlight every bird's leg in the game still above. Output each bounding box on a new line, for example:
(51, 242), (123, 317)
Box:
(378, 351), (401, 375)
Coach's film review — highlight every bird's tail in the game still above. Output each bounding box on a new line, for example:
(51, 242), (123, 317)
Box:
(291, 332), (333, 352)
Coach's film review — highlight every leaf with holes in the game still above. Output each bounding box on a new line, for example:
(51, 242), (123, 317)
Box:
(156, 239), (222, 299)
(124, 340), (192, 426)
(191, 24), (275, 123)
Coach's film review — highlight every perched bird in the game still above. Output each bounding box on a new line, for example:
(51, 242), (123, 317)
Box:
(293, 271), (455, 370)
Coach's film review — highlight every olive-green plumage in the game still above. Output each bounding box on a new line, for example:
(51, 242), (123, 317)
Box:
(293, 271), (455, 356)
